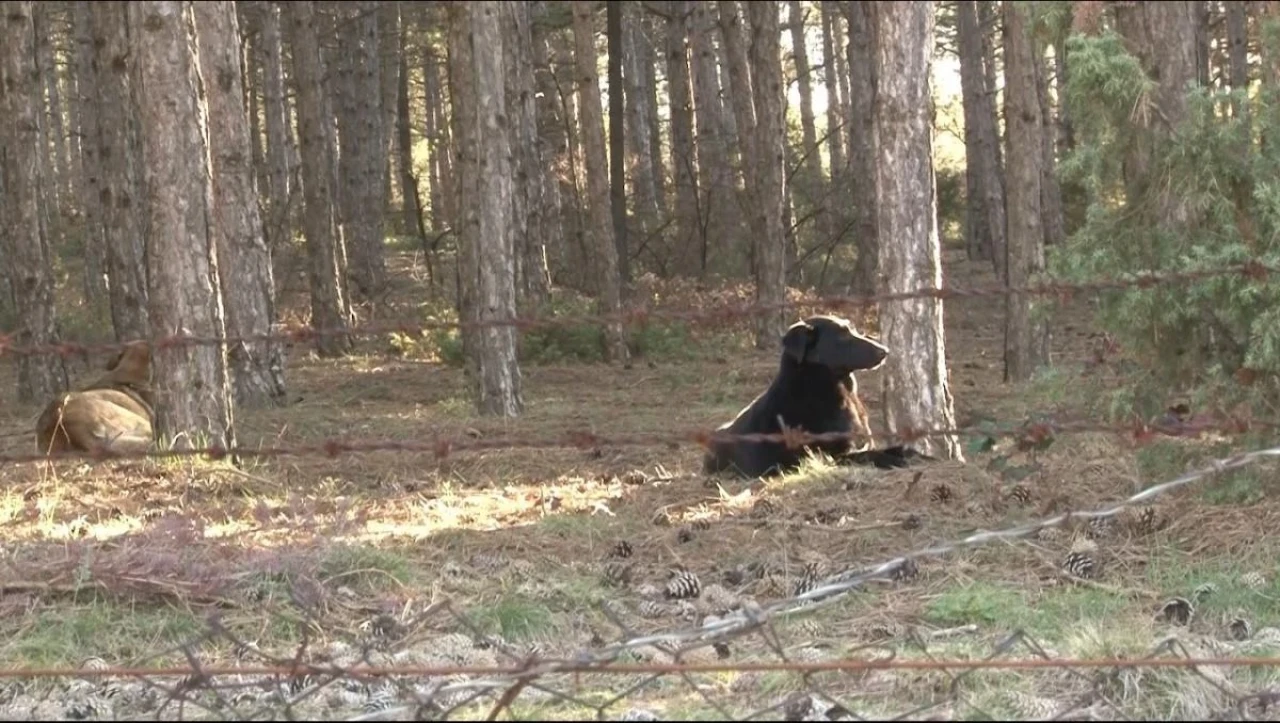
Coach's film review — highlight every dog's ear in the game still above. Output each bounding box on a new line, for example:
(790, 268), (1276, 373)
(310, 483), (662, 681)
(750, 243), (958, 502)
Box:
(104, 349), (125, 372)
(781, 321), (813, 363)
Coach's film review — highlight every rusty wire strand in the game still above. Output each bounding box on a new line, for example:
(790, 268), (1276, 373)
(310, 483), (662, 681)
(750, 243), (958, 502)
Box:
(0, 260), (1274, 360)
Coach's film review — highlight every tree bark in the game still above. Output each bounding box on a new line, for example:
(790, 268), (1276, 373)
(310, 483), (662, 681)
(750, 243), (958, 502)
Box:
(1114, 2), (1201, 225)
(872, 0), (961, 461)
(573, 0), (629, 362)
(129, 0), (235, 452)
(717, 0), (758, 270)
(71, 0), (108, 305)
(666, 0), (699, 274)
(423, 45), (448, 231)
(788, 0), (827, 246)
(527, 2), (565, 291)
(622, 2), (661, 236)
(287, 1), (352, 357)
(843, 1), (878, 295)
(505, 1), (552, 313)
(1227, 1), (1249, 127)
(396, 7), (423, 244)
(622, 3), (660, 231)
(89, 2), (149, 342)
(1035, 48), (1065, 249)
(1003, 0), (1050, 383)
(821, 2), (844, 187)
(956, 0), (1007, 278)
(1, 0), (68, 404)
(333, 1), (387, 302)
(33, 3), (69, 216)
(193, 0), (286, 408)
(452, 2), (523, 416)
(378, 1), (400, 221)
(691, 0), (730, 270)
(640, 13), (666, 207)
(259, 0), (291, 251)
(746, 1), (788, 349)
(607, 0), (630, 286)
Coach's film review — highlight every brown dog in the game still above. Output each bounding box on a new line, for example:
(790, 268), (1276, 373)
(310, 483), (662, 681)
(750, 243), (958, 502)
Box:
(35, 341), (155, 456)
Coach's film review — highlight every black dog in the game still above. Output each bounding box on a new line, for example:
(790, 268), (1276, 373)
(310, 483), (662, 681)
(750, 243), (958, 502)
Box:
(703, 315), (929, 479)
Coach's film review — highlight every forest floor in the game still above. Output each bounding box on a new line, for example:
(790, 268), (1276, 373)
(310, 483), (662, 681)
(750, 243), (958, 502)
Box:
(1, 246), (1280, 720)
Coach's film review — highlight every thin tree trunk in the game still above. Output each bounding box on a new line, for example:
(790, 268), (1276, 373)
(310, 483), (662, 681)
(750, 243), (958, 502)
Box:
(452, 2), (524, 416)
(333, 1), (387, 302)
(691, 0), (730, 271)
(666, 0), (699, 275)
(34, 3), (69, 217)
(379, 1), (400, 221)
(788, 0), (827, 247)
(396, 9), (423, 243)
(844, 1), (878, 295)
(1036, 51), (1065, 249)
(423, 46), (447, 231)
(527, 3), (565, 292)
(622, 2), (661, 236)
(957, 0), (1006, 277)
(448, 4), (479, 378)
(506, 1), (552, 312)
(1, 0), (68, 404)
(71, 0), (108, 305)
(287, 0), (352, 357)
(573, 0), (629, 362)
(640, 13), (666, 208)
(1003, 0), (1050, 382)
(872, 0), (961, 461)
(821, 2), (844, 186)
(1227, 1), (1250, 126)
(717, 0), (758, 272)
(608, 0), (629, 286)
(129, 0), (236, 452)
(90, 1), (149, 341)
(746, 1), (788, 349)
(258, 0), (290, 252)
(193, 0), (286, 408)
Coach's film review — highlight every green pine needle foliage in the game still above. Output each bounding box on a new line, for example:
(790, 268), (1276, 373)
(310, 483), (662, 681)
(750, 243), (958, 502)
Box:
(1050, 30), (1280, 407)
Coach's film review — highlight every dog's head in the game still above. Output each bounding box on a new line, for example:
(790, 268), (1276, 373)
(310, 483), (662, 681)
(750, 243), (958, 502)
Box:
(781, 315), (888, 374)
(103, 341), (152, 387)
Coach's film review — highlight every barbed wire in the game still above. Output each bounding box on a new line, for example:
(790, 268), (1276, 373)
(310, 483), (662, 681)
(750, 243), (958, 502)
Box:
(1, 259), (1276, 359)
(1, 409), (1268, 467)
(3, 441), (1278, 720)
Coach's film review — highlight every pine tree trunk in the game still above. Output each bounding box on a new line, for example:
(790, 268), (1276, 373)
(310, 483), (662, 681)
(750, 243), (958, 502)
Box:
(89, 2), (149, 342)
(1227, 1), (1250, 127)
(333, 1), (387, 302)
(1003, 0), (1050, 383)
(257, 0), (291, 251)
(287, 0), (352, 357)
(1, 0), (68, 404)
(956, 0), (1007, 278)
(666, 0), (699, 275)
(746, 1), (788, 349)
(379, 2), (400, 222)
(506, 1), (552, 313)
(821, 2), (844, 187)
(423, 46), (448, 231)
(526, 3), (565, 290)
(1114, 2), (1201, 225)
(788, 0), (827, 246)
(640, 14), (666, 207)
(608, 1), (629, 286)
(843, 1), (878, 295)
(622, 2), (661, 237)
(872, 0), (961, 461)
(572, 0), (629, 362)
(1035, 50), (1066, 249)
(452, 2), (524, 416)
(691, 0), (730, 271)
(33, 4), (69, 217)
(716, 0), (758, 271)
(128, 0), (235, 452)
(71, 0), (108, 306)
(396, 15), (423, 244)
(193, 0), (286, 408)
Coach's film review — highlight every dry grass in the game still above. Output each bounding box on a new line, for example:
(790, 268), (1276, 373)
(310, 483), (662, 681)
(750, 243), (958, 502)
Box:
(2, 248), (1280, 719)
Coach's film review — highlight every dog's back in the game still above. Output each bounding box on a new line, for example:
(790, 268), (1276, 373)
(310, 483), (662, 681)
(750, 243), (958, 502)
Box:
(34, 342), (155, 455)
